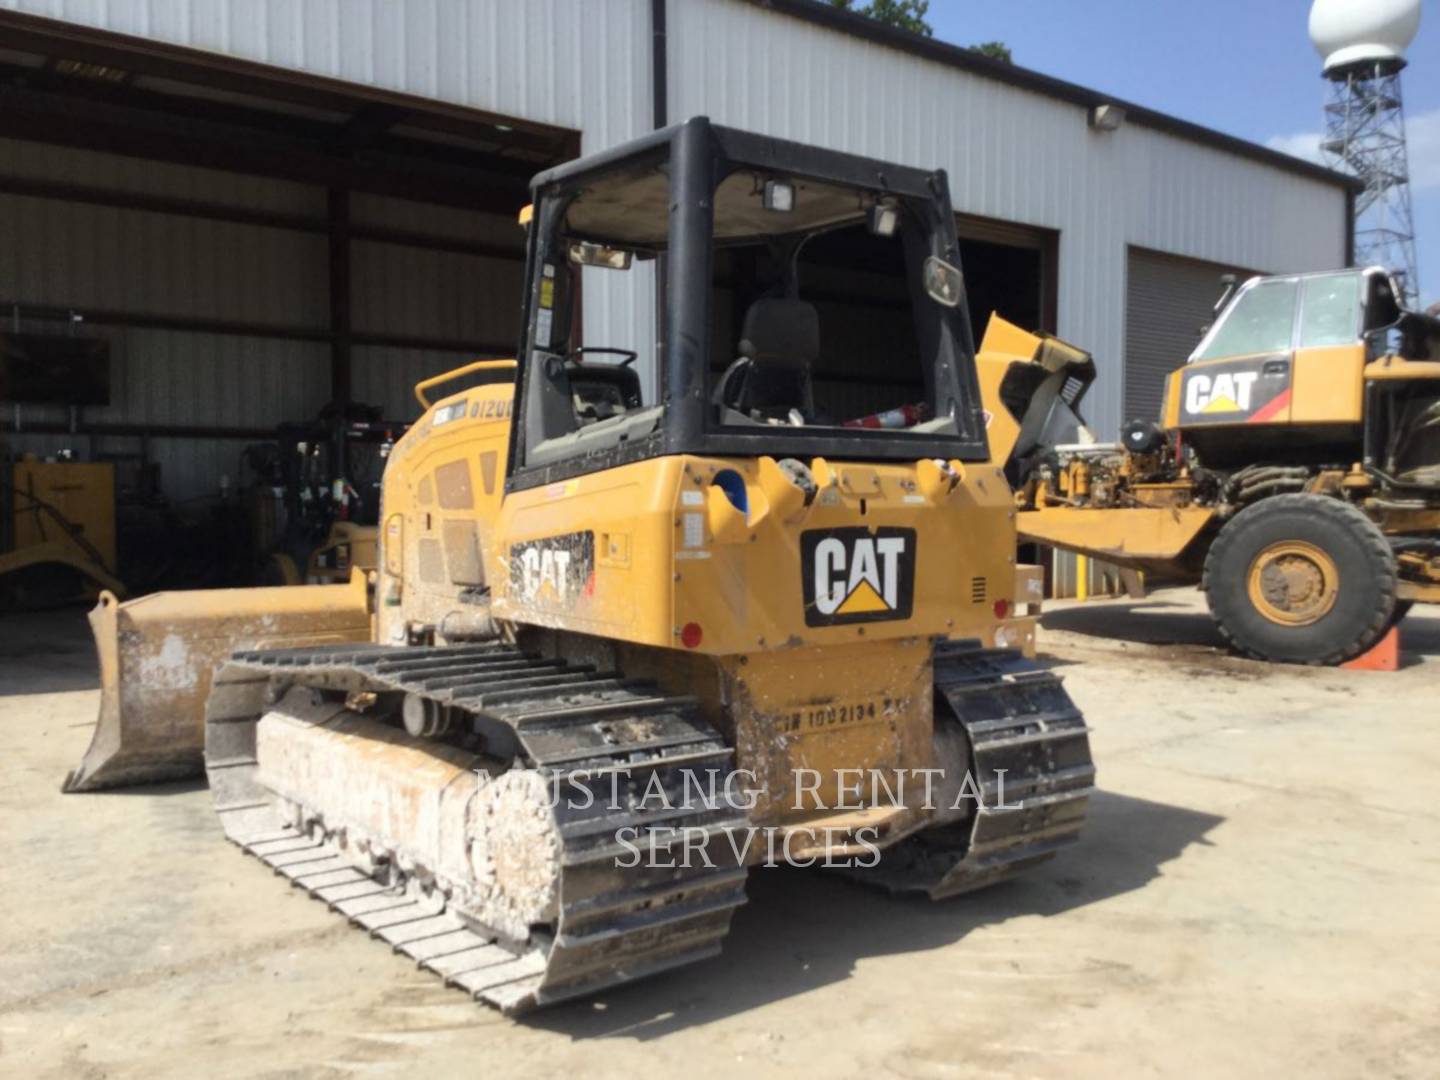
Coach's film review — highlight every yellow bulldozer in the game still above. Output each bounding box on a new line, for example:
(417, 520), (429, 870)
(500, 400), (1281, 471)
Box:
(976, 265), (1440, 664)
(64, 119), (1093, 1012)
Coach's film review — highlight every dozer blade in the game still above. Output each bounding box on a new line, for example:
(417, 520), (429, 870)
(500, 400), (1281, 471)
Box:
(63, 572), (370, 793)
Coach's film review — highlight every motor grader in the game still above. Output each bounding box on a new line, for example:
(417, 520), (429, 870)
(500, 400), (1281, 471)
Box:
(65, 118), (1092, 1012)
(975, 265), (1440, 665)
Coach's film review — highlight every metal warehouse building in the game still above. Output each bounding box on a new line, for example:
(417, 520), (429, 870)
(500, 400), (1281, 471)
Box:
(0, 0), (1354, 504)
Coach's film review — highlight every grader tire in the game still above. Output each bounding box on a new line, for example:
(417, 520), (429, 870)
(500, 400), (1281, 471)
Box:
(1202, 494), (1397, 665)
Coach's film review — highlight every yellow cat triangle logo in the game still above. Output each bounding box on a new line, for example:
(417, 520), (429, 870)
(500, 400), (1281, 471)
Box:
(1202, 395), (1241, 414)
(836, 578), (890, 615)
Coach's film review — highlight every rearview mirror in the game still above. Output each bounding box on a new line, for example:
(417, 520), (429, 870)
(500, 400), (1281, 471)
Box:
(568, 241), (632, 270)
(923, 256), (963, 308)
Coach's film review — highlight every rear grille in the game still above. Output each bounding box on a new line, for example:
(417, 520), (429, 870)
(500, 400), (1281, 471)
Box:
(970, 576), (987, 603)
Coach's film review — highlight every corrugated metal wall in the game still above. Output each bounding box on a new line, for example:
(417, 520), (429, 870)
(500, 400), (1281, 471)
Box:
(349, 193), (524, 419)
(664, 0), (1350, 439)
(202, 0), (651, 407)
(350, 196), (520, 358)
(0, 0), (656, 499)
(0, 137), (329, 498)
(2, 0), (650, 147)
(0, 137), (527, 498)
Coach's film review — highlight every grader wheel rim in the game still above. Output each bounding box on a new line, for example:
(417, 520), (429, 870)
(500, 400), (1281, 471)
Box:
(1246, 540), (1340, 627)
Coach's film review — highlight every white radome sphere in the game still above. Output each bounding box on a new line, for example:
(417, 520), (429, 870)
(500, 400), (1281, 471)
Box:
(1309, 0), (1422, 72)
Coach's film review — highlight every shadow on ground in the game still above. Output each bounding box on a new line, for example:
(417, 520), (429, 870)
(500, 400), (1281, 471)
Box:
(1042, 596), (1440, 664)
(0, 607), (98, 694)
(527, 788), (1222, 1040)
(1397, 611), (1440, 660)
(1042, 598), (1228, 650)
(79, 776), (209, 798)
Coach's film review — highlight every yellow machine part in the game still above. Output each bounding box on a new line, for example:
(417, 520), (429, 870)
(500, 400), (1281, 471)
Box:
(1018, 505), (1216, 573)
(488, 454), (1015, 654)
(268, 552), (303, 586)
(4, 459), (123, 597)
(1160, 343), (1369, 431)
(9, 460), (116, 568)
(974, 314), (1093, 467)
(306, 521), (379, 583)
(0, 539), (126, 597)
(65, 570), (371, 792)
(375, 368), (514, 645)
(485, 451), (1016, 842)
(265, 523), (378, 586)
(68, 367), (510, 795)
(1364, 356), (1440, 382)
(374, 375), (1027, 846)
(1291, 345), (1366, 424)
(378, 370), (1043, 659)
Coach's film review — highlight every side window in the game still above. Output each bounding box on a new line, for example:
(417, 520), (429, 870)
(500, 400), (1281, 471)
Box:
(1299, 273), (1360, 349)
(1194, 279), (1298, 362)
(518, 164), (668, 471)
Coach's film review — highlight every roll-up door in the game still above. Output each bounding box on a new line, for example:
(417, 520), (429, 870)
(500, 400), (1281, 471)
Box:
(1124, 247), (1258, 424)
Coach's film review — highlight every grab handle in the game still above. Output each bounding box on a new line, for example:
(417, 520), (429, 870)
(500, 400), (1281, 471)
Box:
(414, 359), (518, 409)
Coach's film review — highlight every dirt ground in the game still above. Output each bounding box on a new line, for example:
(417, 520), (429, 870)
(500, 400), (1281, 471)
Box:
(2, 587), (1438, 1079)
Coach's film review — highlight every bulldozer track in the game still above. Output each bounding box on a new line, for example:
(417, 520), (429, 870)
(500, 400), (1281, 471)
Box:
(203, 642), (751, 1014)
(201, 640), (1090, 1009)
(842, 641), (1094, 899)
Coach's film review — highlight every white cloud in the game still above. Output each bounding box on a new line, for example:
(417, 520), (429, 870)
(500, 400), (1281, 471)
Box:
(1265, 106), (1440, 190)
(1265, 130), (1326, 166)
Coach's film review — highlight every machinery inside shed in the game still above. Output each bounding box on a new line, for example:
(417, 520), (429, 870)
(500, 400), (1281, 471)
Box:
(0, 11), (577, 606)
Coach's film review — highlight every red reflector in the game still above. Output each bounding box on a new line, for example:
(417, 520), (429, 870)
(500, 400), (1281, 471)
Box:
(993, 598), (1010, 620)
(681, 622), (704, 649)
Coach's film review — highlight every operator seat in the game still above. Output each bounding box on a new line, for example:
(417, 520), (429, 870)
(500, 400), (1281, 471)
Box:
(718, 298), (819, 422)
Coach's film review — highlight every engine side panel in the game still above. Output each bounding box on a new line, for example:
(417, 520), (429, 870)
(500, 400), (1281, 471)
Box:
(377, 381), (515, 645)
(491, 454), (1017, 655)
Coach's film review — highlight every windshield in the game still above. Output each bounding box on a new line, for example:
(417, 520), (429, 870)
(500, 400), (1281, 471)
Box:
(1193, 278), (1299, 362)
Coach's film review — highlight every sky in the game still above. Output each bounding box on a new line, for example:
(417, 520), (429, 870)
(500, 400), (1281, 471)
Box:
(926, 0), (1440, 307)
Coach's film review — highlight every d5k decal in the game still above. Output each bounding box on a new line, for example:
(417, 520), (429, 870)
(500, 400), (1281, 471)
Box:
(1180, 357), (1292, 425)
(801, 527), (916, 627)
(510, 531), (595, 610)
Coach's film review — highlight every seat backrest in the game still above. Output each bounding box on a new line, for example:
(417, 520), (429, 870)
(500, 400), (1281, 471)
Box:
(738, 298), (819, 416)
(740, 298), (819, 365)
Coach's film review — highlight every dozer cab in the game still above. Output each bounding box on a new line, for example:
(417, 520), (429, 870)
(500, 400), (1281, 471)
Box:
(977, 265), (1440, 665)
(73, 119), (1094, 1012)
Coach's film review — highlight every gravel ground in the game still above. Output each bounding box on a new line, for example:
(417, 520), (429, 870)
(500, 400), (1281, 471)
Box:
(1, 588), (1437, 1079)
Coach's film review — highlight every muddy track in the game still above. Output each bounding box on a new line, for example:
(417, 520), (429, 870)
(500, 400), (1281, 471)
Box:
(203, 643), (750, 1014)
